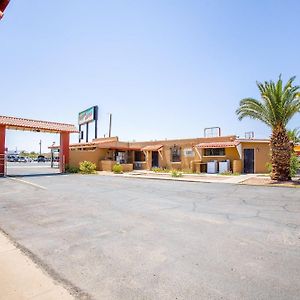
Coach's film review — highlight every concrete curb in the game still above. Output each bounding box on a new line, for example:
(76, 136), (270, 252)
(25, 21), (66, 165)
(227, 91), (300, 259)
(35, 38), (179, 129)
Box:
(0, 228), (92, 300)
(98, 172), (246, 184)
(96, 171), (299, 188)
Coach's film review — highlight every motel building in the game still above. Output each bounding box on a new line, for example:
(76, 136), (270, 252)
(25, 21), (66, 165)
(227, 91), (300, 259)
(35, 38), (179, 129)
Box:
(48, 106), (272, 174)
(56, 135), (271, 174)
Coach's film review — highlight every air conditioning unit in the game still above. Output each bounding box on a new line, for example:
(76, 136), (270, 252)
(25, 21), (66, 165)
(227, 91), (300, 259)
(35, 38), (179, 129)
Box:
(219, 160), (230, 173)
(207, 160), (218, 174)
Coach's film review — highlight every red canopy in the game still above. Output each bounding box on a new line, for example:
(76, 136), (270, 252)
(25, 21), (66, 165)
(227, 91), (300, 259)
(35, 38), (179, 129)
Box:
(0, 0), (10, 19)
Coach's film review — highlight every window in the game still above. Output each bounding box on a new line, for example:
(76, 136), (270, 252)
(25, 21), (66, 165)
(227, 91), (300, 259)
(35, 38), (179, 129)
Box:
(134, 151), (145, 162)
(170, 145), (181, 162)
(204, 148), (225, 156)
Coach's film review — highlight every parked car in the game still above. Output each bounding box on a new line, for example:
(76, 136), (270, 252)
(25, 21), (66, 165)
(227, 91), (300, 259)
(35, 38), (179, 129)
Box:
(7, 155), (17, 162)
(18, 156), (27, 162)
(37, 155), (46, 163)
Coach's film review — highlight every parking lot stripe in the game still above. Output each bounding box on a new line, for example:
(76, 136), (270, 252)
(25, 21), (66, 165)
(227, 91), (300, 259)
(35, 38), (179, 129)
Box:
(7, 177), (47, 190)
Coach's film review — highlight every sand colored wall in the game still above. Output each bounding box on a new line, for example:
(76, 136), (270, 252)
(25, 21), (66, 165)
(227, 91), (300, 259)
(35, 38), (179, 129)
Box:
(135, 136), (236, 170)
(201, 147), (240, 164)
(67, 136), (271, 174)
(69, 148), (107, 170)
(144, 142), (240, 171)
(144, 144), (202, 170)
(241, 142), (270, 173)
(143, 142), (270, 173)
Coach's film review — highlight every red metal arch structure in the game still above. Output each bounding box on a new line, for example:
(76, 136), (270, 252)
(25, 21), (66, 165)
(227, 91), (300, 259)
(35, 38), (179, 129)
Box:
(0, 0), (10, 20)
(0, 116), (78, 176)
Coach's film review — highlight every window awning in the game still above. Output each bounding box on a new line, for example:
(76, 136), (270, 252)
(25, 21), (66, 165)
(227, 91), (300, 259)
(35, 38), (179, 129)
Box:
(141, 144), (163, 151)
(196, 141), (240, 148)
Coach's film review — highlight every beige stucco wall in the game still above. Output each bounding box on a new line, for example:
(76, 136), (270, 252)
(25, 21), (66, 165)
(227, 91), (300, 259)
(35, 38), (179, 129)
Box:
(241, 142), (270, 173)
(67, 136), (271, 174)
(143, 142), (270, 174)
(69, 148), (107, 170)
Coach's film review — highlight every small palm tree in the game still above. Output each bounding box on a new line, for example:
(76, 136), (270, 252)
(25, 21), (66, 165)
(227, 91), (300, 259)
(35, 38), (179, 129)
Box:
(236, 76), (300, 181)
(288, 128), (300, 145)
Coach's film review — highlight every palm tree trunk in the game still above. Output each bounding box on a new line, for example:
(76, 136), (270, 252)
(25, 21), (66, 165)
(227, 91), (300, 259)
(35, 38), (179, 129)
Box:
(270, 126), (291, 181)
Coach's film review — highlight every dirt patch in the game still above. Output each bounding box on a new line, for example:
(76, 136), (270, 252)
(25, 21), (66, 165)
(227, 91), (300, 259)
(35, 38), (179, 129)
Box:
(241, 177), (300, 187)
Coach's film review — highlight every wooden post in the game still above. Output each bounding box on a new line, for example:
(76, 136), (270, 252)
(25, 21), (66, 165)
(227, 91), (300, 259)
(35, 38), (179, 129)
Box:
(0, 125), (6, 176)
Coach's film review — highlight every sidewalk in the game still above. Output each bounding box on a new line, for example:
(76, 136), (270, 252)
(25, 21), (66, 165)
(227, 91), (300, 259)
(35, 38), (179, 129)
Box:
(98, 170), (255, 184)
(0, 231), (74, 300)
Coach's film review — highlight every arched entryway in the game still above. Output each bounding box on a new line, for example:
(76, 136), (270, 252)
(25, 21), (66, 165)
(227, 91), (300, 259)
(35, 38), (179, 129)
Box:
(0, 116), (78, 177)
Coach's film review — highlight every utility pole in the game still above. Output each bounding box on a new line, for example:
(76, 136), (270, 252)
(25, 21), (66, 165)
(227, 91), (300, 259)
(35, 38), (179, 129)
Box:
(94, 106), (98, 139)
(39, 140), (42, 155)
(109, 113), (112, 137)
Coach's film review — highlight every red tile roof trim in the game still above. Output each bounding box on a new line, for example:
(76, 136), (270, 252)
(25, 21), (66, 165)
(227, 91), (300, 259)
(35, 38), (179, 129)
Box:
(141, 144), (164, 151)
(0, 115), (78, 133)
(196, 141), (240, 148)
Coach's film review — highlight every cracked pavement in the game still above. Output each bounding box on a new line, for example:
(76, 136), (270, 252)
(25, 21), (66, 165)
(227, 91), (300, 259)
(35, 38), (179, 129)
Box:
(0, 174), (300, 299)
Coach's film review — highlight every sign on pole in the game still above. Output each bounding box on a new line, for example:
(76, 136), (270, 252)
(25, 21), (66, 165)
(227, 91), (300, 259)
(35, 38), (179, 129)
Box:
(78, 106), (99, 142)
(78, 106), (97, 125)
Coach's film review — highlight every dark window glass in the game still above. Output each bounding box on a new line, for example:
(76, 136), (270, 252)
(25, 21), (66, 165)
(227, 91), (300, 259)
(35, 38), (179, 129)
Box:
(204, 148), (225, 156)
(170, 145), (181, 162)
(134, 151), (145, 161)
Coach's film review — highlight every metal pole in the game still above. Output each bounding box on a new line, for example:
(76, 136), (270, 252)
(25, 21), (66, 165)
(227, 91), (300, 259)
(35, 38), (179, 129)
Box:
(51, 150), (53, 168)
(109, 113), (112, 137)
(79, 124), (81, 143)
(39, 140), (42, 155)
(86, 123), (89, 143)
(94, 106), (98, 139)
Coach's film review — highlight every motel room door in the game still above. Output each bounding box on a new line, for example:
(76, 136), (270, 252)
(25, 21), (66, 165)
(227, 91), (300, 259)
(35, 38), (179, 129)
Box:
(152, 151), (159, 168)
(243, 149), (254, 173)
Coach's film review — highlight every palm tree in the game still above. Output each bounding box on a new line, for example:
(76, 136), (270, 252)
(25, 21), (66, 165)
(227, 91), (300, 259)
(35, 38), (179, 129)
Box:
(236, 76), (300, 181)
(288, 128), (300, 145)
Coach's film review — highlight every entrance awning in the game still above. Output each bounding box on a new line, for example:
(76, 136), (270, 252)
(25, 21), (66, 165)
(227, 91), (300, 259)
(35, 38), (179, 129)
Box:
(0, 116), (78, 133)
(0, 0), (9, 19)
(141, 144), (163, 151)
(196, 141), (240, 148)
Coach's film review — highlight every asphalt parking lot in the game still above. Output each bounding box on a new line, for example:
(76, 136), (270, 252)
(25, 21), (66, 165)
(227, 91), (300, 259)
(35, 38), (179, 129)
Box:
(0, 171), (300, 300)
(5, 162), (60, 177)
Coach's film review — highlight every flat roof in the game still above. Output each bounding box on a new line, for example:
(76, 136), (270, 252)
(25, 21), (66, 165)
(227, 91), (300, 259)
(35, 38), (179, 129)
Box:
(0, 115), (78, 133)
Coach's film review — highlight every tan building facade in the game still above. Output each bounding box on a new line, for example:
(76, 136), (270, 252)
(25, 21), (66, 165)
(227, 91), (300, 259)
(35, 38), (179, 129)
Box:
(65, 135), (271, 174)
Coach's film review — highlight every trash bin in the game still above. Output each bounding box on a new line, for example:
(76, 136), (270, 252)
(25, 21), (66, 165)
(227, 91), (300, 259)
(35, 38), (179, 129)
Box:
(233, 159), (242, 173)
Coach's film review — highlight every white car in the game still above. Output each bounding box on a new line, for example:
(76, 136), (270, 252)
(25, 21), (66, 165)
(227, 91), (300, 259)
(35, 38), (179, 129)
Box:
(18, 157), (27, 162)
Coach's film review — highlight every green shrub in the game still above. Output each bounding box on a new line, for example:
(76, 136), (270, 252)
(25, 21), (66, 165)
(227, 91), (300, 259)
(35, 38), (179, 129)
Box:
(65, 165), (80, 173)
(151, 167), (170, 173)
(266, 162), (272, 174)
(113, 164), (123, 174)
(220, 170), (232, 176)
(171, 169), (183, 177)
(79, 161), (97, 174)
(290, 153), (300, 177)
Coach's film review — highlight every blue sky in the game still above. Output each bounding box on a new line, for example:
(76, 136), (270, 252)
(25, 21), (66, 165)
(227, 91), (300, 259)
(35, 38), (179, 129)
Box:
(1, 0), (300, 152)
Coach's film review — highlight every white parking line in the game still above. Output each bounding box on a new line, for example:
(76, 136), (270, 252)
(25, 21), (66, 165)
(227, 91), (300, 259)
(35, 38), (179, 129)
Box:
(7, 177), (47, 190)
